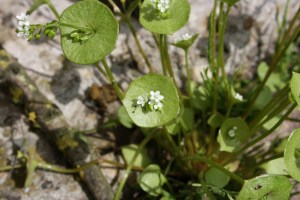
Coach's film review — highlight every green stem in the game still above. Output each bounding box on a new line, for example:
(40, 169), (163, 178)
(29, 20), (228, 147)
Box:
(94, 62), (109, 81)
(243, 10), (300, 118)
(0, 164), (22, 171)
(45, 0), (60, 19)
(100, 59), (124, 100)
(184, 49), (192, 98)
(159, 34), (168, 75)
(277, 0), (291, 47)
(114, 134), (153, 200)
(188, 156), (244, 184)
(124, 16), (154, 72)
(38, 160), (98, 173)
(163, 34), (175, 77)
(236, 103), (296, 159)
(200, 174), (216, 200)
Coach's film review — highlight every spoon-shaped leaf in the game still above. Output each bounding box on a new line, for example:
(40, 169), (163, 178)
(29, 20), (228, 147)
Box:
(123, 73), (180, 128)
(217, 117), (250, 152)
(238, 174), (292, 200)
(59, 0), (118, 64)
(139, 0), (190, 34)
(284, 128), (300, 182)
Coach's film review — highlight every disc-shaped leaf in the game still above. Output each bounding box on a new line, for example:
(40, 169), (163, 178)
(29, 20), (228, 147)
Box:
(284, 128), (300, 182)
(205, 167), (230, 188)
(123, 73), (180, 128)
(122, 144), (151, 167)
(138, 164), (167, 196)
(290, 72), (300, 107)
(217, 117), (250, 152)
(238, 175), (292, 200)
(260, 158), (287, 175)
(139, 0), (190, 34)
(59, 0), (118, 64)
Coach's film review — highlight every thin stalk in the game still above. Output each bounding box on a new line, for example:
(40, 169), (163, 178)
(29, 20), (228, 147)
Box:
(100, 59), (124, 100)
(0, 164), (22, 171)
(100, 159), (144, 171)
(159, 34), (168, 75)
(163, 34), (175, 77)
(184, 49), (192, 98)
(124, 16), (154, 72)
(38, 160), (98, 173)
(200, 174), (216, 200)
(114, 134), (153, 200)
(243, 10), (300, 118)
(94, 62), (109, 81)
(277, 0), (291, 47)
(45, 0), (60, 19)
(235, 103), (296, 159)
(225, 100), (233, 118)
(210, 0), (218, 115)
(188, 156), (244, 184)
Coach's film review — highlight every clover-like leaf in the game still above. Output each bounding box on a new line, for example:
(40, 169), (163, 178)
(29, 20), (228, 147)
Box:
(284, 128), (300, 182)
(123, 73), (180, 128)
(238, 175), (292, 200)
(138, 164), (167, 196)
(139, 0), (190, 34)
(217, 117), (250, 152)
(122, 144), (151, 167)
(205, 167), (230, 188)
(290, 72), (300, 107)
(59, 0), (118, 64)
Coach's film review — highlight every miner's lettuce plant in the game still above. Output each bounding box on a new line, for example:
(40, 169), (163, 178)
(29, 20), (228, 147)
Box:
(13, 0), (300, 199)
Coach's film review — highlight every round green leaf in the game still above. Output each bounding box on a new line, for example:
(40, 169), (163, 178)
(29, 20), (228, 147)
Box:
(260, 158), (287, 175)
(117, 106), (133, 128)
(122, 144), (151, 167)
(284, 128), (300, 182)
(123, 73), (180, 128)
(138, 164), (166, 196)
(205, 167), (230, 188)
(59, 0), (118, 64)
(139, 0), (190, 34)
(290, 72), (300, 106)
(238, 175), (292, 200)
(217, 117), (250, 152)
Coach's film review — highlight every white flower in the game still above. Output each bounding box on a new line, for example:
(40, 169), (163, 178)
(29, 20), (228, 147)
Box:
(234, 93), (243, 101)
(16, 12), (31, 40)
(152, 0), (170, 14)
(148, 91), (164, 110)
(228, 126), (237, 138)
(137, 94), (148, 107)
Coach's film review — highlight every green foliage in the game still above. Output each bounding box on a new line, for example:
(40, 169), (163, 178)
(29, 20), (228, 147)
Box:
(117, 106), (133, 128)
(221, 0), (240, 6)
(260, 158), (287, 175)
(217, 117), (250, 152)
(171, 34), (199, 51)
(59, 0), (118, 64)
(238, 175), (292, 200)
(122, 144), (151, 167)
(284, 128), (300, 182)
(205, 167), (230, 188)
(290, 72), (300, 106)
(137, 164), (167, 196)
(123, 73), (180, 128)
(139, 0), (190, 34)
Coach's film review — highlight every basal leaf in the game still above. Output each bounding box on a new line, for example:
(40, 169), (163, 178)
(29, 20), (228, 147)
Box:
(59, 0), (118, 64)
(217, 118), (250, 152)
(122, 144), (151, 167)
(205, 167), (230, 188)
(284, 128), (300, 182)
(123, 73), (180, 128)
(139, 0), (190, 34)
(238, 175), (292, 200)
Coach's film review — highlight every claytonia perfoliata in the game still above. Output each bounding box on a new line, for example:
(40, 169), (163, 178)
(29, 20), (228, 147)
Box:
(16, 13), (31, 40)
(228, 126), (238, 138)
(136, 91), (164, 111)
(151, 0), (170, 18)
(234, 93), (243, 101)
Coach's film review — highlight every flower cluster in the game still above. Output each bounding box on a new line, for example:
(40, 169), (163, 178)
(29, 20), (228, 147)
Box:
(234, 93), (243, 101)
(16, 13), (31, 40)
(151, 0), (170, 15)
(137, 91), (164, 111)
(228, 126), (238, 138)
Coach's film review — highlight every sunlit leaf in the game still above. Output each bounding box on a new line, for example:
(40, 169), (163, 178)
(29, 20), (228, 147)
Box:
(59, 0), (118, 64)
(122, 144), (151, 167)
(238, 175), (292, 200)
(139, 0), (190, 34)
(284, 128), (300, 182)
(260, 158), (287, 175)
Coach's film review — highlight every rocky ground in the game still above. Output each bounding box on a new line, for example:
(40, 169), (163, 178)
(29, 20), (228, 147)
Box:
(0, 0), (299, 199)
